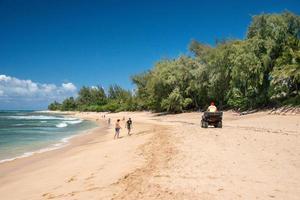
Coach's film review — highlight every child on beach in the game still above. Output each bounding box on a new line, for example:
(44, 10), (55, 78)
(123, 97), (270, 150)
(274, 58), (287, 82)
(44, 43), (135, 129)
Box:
(114, 119), (121, 139)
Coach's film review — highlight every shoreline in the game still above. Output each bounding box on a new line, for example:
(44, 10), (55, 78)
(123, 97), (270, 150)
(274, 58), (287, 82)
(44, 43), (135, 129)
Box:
(0, 126), (101, 164)
(0, 112), (108, 175)
(0, 111), (102, 165)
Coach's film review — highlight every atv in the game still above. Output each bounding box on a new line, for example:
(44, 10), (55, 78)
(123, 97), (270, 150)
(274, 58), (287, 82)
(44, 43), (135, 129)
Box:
(201, 111), (223, 128)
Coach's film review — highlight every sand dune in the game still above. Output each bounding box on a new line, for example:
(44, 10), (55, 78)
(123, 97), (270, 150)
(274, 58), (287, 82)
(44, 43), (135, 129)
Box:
(0, 111), (299, 200)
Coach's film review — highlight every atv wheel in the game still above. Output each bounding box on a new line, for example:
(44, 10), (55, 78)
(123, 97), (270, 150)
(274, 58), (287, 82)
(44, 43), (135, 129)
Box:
(201, 120), (204, 128)
(217, 121), (222, 128)
(203, 121), (208, 128)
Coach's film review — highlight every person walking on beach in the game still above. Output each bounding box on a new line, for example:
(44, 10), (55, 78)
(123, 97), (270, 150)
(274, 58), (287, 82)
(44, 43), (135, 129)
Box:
(125, 118), (132, 135)
(108, 118), (111, 125)
(114, 119), (121, 139)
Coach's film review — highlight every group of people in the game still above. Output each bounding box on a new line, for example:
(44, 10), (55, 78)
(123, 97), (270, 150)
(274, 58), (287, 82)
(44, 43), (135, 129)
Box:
(111, 117), (132, 139)
(109, 102), (216, 140)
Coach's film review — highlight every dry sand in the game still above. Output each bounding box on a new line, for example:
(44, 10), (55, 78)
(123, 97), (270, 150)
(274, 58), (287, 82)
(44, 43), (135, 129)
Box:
(0, 111), (299, 200)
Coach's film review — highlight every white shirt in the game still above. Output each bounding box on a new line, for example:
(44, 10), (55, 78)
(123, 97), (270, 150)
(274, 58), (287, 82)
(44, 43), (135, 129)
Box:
(208, 105), (217, 112)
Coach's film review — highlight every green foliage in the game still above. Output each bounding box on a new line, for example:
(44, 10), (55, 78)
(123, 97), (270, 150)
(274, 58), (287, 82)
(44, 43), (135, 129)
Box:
(48, 101), (62, 110)
(270, 36), (300, 100)
(244, 12), (299, 107)
(48, 84), (135, 112)
(227, 40), (265, 109)
(161, 87), (183, 113)
(61, 97), (77, 111)
(49, 11), (300, 113)
(77, 86), (107, 107)
(133, 11), (300, 112)
(132, 56), (207, 112)
(283, 95), (300, 106)
(131, 71), (152, 110)
(101, 101), (120, 112)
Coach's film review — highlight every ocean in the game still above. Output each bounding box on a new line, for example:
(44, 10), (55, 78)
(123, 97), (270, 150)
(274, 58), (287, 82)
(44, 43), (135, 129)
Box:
(0, 111), (97, 163)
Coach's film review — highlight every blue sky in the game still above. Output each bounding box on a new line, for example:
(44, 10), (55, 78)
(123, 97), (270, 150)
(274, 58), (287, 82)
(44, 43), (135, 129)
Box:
(0, 0), (300, 109)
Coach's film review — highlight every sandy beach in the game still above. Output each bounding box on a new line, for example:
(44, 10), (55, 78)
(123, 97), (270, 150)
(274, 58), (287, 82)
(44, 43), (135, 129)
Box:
(0, 110), (300, 200)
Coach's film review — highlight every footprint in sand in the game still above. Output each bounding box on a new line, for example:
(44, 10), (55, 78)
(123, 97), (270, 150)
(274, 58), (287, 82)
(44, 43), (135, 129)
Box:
(66, 176), (77, 183)
(42, 193), (55, 199)
(85, 173), (95, 180)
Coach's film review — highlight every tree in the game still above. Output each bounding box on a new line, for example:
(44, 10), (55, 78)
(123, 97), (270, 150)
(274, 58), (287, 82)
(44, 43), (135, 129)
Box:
(247, 12), (300, 106)
(131, 71), (152, 110)
(271, 36), (300, 101)
(48, 101), (61, 110)
(107, 84), (134, 112)
(76, 86), (107, 110)
(61, 97), (77, 111)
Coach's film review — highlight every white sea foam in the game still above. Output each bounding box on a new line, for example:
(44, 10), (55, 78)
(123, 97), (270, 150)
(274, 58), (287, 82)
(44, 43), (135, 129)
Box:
(60, 135), (76, 143)
(6, 115), (81, 123)
(0, 144), (67, 164)
(7, 115), (64, 120)
(0, 134), (81, 164)
(14, 123), (25, 126)
(0, 150), (40, 164)
(63, 117), (78, 121)
(56, 122), (68, 128)
(0, 154), (30, 164)
(0, 113), (92, 164)
(55, 119), (82, 128)
(65, 120), (83, 124)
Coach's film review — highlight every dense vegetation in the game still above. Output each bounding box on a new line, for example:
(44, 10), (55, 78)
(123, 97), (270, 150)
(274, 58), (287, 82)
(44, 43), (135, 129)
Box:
(48, 85), (136, 112)
(49, 12), (300, 113)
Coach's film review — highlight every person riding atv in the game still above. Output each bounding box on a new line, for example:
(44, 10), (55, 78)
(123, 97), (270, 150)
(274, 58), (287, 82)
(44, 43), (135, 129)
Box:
(201, 102), (222, 128)
(207, 102), (217, 112)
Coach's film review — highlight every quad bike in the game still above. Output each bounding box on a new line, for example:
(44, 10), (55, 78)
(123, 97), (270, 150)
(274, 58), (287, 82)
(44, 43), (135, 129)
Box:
(201, 111), (223, 128)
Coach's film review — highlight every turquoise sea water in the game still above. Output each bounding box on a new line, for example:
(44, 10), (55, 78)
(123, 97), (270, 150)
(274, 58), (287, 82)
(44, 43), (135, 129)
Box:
(0, 111), (97, 163)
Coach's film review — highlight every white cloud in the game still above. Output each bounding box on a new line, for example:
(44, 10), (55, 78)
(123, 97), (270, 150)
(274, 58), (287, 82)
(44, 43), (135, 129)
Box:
(62, 82), (76, 92)
(91, 85), (97, 89)
(0, 75), (11, 81)
(0, 74), (77, 109)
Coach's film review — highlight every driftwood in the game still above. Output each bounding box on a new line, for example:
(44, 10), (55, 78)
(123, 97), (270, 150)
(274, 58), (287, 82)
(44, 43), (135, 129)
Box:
(239, 109), (258, 116)
(269, 106), (300, 115)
